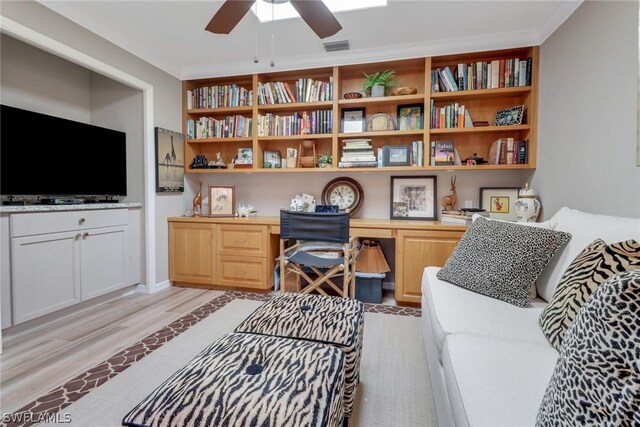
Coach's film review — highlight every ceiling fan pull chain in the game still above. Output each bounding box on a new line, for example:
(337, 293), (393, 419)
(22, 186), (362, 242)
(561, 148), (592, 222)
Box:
(269, 0), (275, 67)
(253, 1), (259, 63)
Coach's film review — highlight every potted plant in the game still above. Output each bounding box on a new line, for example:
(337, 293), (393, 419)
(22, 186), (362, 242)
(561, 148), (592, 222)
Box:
(316, 153), (332, 168)
(362, 69), (396, 97)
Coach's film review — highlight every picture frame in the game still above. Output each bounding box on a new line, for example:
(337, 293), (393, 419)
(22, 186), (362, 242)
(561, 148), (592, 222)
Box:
(495, 105), (525, 126)
(397, 104), (423, 130)
(479, 187), (520, 221)
(263, 150), (281, 168)
(382, 145), (412, 166)
(341, 108), (366, 133)
(208, 185), (235, 217)
(236, 147), (253, 165)
(155, 127), (184, 193)
(390, 175), (437, 220)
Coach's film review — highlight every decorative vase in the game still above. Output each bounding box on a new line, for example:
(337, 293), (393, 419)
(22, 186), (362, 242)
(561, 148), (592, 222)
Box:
(515, 183), (540, 223)
(371, 84), (385, 97)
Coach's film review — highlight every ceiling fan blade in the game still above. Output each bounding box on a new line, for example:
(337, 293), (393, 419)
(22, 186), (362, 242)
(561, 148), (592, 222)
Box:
(205, 0), (256, 34)
(290, 0), (342, 39)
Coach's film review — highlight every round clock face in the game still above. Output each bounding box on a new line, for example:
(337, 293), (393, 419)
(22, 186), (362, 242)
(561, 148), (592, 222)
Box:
(321, 177), (364, 216)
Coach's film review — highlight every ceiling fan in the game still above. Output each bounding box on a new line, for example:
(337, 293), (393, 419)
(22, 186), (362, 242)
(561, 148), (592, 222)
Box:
(205, 0), (342, 39)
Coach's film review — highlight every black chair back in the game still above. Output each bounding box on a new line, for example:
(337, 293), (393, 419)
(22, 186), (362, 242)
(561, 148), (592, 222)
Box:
(280, 210), (349, 243)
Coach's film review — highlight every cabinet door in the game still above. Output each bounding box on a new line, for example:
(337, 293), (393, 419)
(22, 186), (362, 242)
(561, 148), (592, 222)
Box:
(396, 230), (463, 304)
(12, 231), (81, 324)
(80, 226), (128, 300)
(169, 222), (215, 285)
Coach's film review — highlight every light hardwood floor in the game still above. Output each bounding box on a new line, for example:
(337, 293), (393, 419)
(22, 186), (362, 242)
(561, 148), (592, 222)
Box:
(0, 286), (222, 414)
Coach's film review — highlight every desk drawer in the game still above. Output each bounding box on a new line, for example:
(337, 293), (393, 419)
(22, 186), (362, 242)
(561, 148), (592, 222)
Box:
(11, 209), (128, 237)
(350, 228), (393, 239)
(217, 225), (268, 256)
(216, 255), (269, 289)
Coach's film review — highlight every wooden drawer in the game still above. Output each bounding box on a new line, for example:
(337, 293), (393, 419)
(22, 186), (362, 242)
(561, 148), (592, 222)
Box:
(216, 224), (268, 257)
(11, 209), (128, 237)
(216, 255), (269, 289)
(350, 227), (393, 239)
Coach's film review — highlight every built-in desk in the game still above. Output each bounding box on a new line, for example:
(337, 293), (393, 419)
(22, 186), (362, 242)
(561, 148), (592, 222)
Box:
(168, 216), (466, 305)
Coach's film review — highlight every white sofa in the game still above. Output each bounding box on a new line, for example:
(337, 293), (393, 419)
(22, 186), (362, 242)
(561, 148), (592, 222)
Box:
(421, 207), (640, 426)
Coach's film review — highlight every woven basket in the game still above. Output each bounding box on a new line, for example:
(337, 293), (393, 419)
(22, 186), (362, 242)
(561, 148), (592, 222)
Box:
(393, 86), (418, 96)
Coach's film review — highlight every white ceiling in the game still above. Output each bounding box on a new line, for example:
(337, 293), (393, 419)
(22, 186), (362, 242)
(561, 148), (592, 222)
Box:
(37, 0), (582, 80)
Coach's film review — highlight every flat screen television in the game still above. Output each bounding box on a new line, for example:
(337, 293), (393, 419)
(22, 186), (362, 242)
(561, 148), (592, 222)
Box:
(1, 104), (127, 199)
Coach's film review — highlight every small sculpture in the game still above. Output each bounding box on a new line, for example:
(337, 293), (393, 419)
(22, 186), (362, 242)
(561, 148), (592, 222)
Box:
(237, 204), (254, 218)
(441, 176), (457, 211)
(208, 152), (226, 168)
(193, 181), (202, 216)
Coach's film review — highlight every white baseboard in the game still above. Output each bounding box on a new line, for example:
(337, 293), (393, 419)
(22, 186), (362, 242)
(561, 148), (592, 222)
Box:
(136, 280), (171, 294)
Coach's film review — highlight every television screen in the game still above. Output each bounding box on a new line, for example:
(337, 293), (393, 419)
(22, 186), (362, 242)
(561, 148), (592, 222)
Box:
(1, 105), (127, 197)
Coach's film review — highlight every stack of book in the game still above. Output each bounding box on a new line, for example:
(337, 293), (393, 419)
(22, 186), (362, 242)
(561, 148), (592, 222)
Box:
(441, 209), (489, 225)
(339, 139), (377, 168)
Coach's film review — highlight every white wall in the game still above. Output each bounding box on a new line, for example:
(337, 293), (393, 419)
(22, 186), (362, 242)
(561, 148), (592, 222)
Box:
(533, 0), (640, 219)
(1, 0), (183, 286)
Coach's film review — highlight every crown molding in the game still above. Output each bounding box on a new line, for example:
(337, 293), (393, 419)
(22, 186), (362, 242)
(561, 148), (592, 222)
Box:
(535, 0), (583, 44)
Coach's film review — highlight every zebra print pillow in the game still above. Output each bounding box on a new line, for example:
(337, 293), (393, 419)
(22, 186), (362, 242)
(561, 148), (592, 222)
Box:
(436, 217), (571, 307)
(536, 270), (640, 426)
(539, 238), (640, 350)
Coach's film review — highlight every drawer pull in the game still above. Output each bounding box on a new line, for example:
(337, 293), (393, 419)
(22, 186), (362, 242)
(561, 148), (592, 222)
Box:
(237, 239), (247, 246)
(82, 232), (89, 239)
(74, 233), (81, 240)
(79, 218), (86, 225)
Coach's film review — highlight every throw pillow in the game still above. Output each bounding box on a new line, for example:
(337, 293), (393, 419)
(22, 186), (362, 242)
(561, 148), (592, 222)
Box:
(536, 270), (640, 426)
(436, 217), (571, 307)
(539, 238), (640, 350)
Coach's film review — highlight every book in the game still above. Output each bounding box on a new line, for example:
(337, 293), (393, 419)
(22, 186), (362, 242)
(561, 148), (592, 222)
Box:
(434, 141), (455, 165)
(526, 57), (532, 86)
(518, 139), (529, 164)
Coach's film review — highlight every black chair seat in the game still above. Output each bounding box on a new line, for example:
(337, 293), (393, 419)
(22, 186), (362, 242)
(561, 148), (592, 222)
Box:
(288, 251), (344, 269)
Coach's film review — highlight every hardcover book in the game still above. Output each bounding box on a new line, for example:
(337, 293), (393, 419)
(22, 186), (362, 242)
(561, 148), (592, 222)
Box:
(434, 140), (455, 165)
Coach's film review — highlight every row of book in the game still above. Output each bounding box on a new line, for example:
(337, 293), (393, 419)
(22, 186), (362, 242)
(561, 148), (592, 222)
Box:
(441, 210), (490, 225)
(257, 110), (333, 136)
(489, 138), (529, 165)
(431, 57), (532, 92)
(257, 78), (333, 105)
(186, 85), (253, 110)
(430, 101), (473, 129)
(339, 139), (376, 168)
(186, 116), (252, 139)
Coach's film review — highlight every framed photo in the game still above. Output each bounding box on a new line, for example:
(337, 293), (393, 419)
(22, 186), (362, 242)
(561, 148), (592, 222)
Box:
(341, 108), (366, 133)
(382, 145), (412, 166)
(155, 127), (184, 193)
(209, 185), (235, 216)
(263, 150), (281, 168)
(479, 187), (520, 221)
(236, 147), (253, 165)
(495, 105), (525, 126)
(390, 175), (437, 220)
(397, 104), (423, 130)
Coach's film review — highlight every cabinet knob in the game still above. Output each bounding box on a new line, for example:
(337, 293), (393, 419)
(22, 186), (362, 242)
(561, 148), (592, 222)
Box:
(79, 218), (86, 225)
(74, 233), (81, 240)
(82, 232), (89, 239)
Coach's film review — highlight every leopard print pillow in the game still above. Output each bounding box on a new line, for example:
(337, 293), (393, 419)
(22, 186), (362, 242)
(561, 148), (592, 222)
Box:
(436, 217), (571, 307)
(536, 270), (640, 426)
(539, 239), (640, 350)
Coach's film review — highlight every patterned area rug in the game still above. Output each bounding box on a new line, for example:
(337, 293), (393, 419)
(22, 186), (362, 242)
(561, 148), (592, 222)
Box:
(8, 291), (425, 427)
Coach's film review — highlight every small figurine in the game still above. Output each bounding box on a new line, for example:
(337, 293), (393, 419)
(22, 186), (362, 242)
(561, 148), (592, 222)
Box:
(209, 152), (227, 168)
(441, 176), (457, 211)
(193, 181), (202, 216)
(237, 204), (254, 218)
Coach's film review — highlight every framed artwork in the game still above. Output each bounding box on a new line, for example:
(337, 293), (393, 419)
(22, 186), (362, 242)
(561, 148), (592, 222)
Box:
(155, 127), (184, 193)
(495, 105), (525, 126)
(390, 175), (437, 220)
(341, 108), (366, 133)
(479, 187), (520, 221)
(263, 150), (281, 168)
(382, 145), (412, 166)
(397, 104), (423, 130)
(208, 185), (235, 216)
(237, 147), (253, 165)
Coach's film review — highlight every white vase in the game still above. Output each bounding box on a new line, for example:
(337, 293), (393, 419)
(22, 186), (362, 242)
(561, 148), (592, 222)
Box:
(515, 183), (541, 223)
(371, 85), (385, 97)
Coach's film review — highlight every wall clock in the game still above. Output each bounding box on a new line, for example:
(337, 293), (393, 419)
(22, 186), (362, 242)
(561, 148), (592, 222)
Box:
(321, 177), (364, 216)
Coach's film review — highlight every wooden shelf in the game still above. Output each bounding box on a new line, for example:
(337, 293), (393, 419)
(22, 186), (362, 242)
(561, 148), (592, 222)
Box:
(338, 130), (424, 138)
(430, 86), (531, 101)
(187, 106), (253, 115)
(338, 94), (425, 109)
(257, 101), (333, 112)
(430, 125), (529, 135)
(186, 137), (253, 144)
(427, 164), (535, 171)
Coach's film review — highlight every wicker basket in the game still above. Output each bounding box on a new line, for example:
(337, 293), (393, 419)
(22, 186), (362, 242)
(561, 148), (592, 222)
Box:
(392, 86), (418, 96)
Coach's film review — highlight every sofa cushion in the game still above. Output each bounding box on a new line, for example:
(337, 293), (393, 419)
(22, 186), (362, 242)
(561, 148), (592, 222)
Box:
(539, 239), (640, 350)
(536, 207), (640, 302)
(443, 334), (558, 427)
(422, 267), (549, 360)
(436, 217), (571, 307)
(536, 271), (640, 426)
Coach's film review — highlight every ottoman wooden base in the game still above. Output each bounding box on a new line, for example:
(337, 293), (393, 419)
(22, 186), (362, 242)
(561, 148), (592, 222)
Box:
(235, 293), (364, 419)
(122, 333), (345, 427)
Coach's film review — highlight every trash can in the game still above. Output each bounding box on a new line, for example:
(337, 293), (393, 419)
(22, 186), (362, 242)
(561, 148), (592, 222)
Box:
(355, 272), (385, 304)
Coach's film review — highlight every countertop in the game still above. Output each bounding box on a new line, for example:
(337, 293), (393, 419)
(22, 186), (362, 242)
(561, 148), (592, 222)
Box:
(0, 202), (142, 213)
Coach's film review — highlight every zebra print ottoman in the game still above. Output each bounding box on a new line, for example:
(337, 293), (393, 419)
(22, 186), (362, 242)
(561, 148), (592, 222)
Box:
(234, 293), (364, 420)
(122, 332), (345, 427)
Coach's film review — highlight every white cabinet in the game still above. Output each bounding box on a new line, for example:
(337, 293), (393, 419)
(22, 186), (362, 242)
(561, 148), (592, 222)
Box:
(9, 209), (134, 325)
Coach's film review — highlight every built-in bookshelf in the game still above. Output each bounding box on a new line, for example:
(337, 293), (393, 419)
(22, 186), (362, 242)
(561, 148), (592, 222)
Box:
(181, 46), (538, 172)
